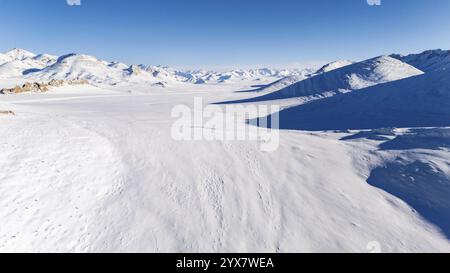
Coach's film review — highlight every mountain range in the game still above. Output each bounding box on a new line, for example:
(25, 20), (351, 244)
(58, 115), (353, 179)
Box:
(2, 48), (450, 132)
(243, 49), (450, 131)
(0, 48), (313, 87)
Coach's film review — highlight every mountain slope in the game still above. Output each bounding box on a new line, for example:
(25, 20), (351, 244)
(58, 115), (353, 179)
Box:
(0, 48), (314, 87)
(315, 60), (354, 74)
(223, 56), (423, 104)
(263, 69), (450, 131)
(258, 60), (353, 94)
(0, 49), (57, 78)
(1, 48), (36, 63)
(391, 49), (450, 72)
(30, 53), (124, 84)
(258, 74), (310, 93)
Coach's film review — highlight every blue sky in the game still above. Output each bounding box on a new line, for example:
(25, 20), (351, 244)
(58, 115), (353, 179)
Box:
(1, 0), (450, 69)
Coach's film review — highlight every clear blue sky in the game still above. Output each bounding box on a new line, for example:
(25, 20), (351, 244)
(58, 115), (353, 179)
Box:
(1, 0), (450, 69)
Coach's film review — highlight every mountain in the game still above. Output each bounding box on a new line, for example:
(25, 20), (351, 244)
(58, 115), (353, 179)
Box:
(0, 48), (36, 63)
(0, 49), (57, 78)
(0, 48), (310, 87)
(30, 53), (126, 84)
(183, 68), (311, 84)
(257, 74), (310, 93)
(0, 60), (37, 78)
(258, 61), (352, 93)
(391, 49), (450, 72)
(33, 53), (58, 66)
(315, 60), (354, 74)
(262, 68), (450, 131)
(222, 56), (423, 105)
(27, 53), (177, 85)
(109, 61), (129, 70)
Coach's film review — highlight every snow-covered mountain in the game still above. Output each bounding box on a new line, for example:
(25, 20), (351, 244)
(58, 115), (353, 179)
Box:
(2, 48), (450, 253)
(256, 74), (310, 93)
(182, 68), (311, 84)
(315, 60), (354, 74)
(258, 60), (353, 93)
(29, 53), (125, 85)
(391, 49), (450, 72)
(0, 49), (57, 78)
(0, 48), (36, 63)
(231, 55), (423, 103)
(264, 68), (450, 131)
(0, 48), (311, 87)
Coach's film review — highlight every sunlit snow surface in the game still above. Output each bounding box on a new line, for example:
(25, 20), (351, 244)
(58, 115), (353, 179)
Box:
(0, 81), (449, 252)
(1, 48), (450, 252)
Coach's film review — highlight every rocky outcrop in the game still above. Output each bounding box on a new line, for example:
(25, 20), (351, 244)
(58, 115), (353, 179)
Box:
(0, 78), (88, 94)
(0, 83), (48, 94)
(127, 65), (142, 76)
(0, 110), (15, 115)
(151, 81), (167, 88)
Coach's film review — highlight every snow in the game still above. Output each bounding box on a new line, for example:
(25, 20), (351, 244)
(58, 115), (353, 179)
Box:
(1, 48), (36, 62)
(1, 48), (450, 252)
(255, 60), (353, 94)
(392, 49), (450, 72)
(31, 53), (127, 85)
(0, 82), (449, 252)
(264, 68), (449, 131)
(315, 60), (354, 74)
(219, 56), (423, 105)
(256, 74), (310, 93)
(0, 48), (310, 88)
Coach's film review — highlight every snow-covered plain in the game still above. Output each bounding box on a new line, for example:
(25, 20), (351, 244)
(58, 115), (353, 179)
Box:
(1, 49), (450, 252)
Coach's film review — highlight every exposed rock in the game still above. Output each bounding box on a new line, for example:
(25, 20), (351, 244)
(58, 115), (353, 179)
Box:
(194, 78), (206, 84)
(0, 110), (15, 115)
(127, 65), (142, 76)
(36, 83), (49, 92)
(48, 79), (65, 87)
(0, 78), (88, 94)
(68, 78), (89, 85)
(151, 81), (167, 88)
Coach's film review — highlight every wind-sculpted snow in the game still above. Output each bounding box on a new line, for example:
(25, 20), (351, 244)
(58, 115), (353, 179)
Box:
(341, 128), (396, 141)
(2, 48), (450, 252)
(340, 127), (450, 240)
(379, 128), (450, 151)
(2, 86), (449, 252)
(368, 159), (450, 238)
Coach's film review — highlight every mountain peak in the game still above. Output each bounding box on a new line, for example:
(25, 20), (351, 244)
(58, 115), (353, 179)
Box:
(4, 48), (36, 60)
(316, 60), (354, 74)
